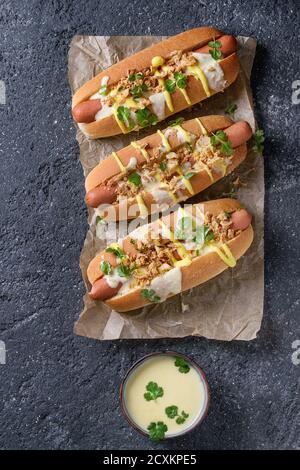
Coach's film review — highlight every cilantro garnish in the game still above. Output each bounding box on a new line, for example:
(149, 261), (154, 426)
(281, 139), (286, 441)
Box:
(184, 171), (197, 180)
(252, 129), (265, 156)
(176, 411), (189, 425)
(117, 106), (134, 130)
(130, 83), (148, 99)
(168, 117), (185, 127)
(106, 246), (126, 259)
(210, 130), (233, 156)
(208, 39), (223, 60)
(165, 406), (189, 424)
(174, 217), (193, 241)
(225, 103), (237, 117)
(174, 356), (190, 374)
(141, 288), (161, 303)
(159, 161), (167, 171)
(165, 79), (176, 94)
(100, 260), (112, 275)
(174, 71), (187, 89)
(128, 172), (142, 187)
(96, 215), (106, 225)
(144, 381), (164, 401)
(165, 405), (178, 419)
(116, 264), (132, 278)
(128, 72), (144, 82)
(147, 422), (168, 441)
(194, 224), (215, 246)
(135, 108), (158, 127)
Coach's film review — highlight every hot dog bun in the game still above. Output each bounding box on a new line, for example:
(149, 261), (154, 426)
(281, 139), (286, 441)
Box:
(85, 116), (252, 220)
(87, 199), (254, 312)
(72, 27), (240, 139)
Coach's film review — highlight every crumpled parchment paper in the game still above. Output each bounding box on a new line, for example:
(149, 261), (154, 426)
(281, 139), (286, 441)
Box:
(68, 34), (264, 341)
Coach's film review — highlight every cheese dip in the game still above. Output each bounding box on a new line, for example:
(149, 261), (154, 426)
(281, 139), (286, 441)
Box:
(122, 353), (210, 438)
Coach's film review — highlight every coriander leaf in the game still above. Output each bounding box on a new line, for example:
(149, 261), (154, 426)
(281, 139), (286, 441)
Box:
(105, 246), (126, 259)
(174, 356), (190, 374)
(100, 260), (112, 275)
(168, 117), (185, 127)
(130, 83), (148, 99)
(252, 129), (265, 156)
(225, 103), (237, 116)
(128, 73), (136, 82)
(99, 85), (108, 96)
(174, 217), (193, 241)
(128, 172), (142, 187)
(174, 71), (187, 89)
(135, 108), (158, 127)
(176, 410), (189, 425)
(141, 288), (161, 303)
(159, 161), (167, 171)
(117, 106), (134, 130)
(144, 381), (164, 401)
(224, 210), (232, 218)
(165, 405), (178, 419)
(165, 79), (176, 94)
(96, 215), (106, 225)
(184, 171), (197, 180)
(147, 422), (168, 441)
(208, 40), (223, 61)
(117, 264), (132, 278)
(210, 130), (233, 156)
(136, 72), (144, 80)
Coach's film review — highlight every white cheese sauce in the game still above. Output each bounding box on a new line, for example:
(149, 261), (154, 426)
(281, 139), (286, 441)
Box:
(126, 157), (137, 170)
(149, 267), (182, 302)
(104, 270), (127, 288)
(192, 52), (226, 91)
(149, 92), (166, 120)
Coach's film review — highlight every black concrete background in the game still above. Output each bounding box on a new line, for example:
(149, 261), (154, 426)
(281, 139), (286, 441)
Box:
(0, 0), (299, 450)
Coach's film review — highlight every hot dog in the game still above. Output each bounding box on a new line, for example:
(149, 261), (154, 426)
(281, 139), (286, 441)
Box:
(87, 199), (254, 311)
(72, 27), (240, 139)
(85, 115), (252, 220)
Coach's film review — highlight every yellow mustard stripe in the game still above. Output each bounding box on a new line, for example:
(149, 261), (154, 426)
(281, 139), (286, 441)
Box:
(159, 220), (191, 263)
(131, 141), (150, 162)
(175, 125), (192, 143)
(187, 64), (210, 97)
(200, 162), (214, 182)
(179, 87), (191, 105)
(195, 118), (207, 135)
(176, 166), (194, 195)
(112, 152), (126, 172)
(155, 74), (174, 112)
(157, 130), (171, 152)
(113, 107), (128, 134)
(211, 243), (236, 268)
(136, 194), (148, 217)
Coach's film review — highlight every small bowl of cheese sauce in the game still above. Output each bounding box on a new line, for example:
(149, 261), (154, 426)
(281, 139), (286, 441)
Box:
(120, 352), (210, 440)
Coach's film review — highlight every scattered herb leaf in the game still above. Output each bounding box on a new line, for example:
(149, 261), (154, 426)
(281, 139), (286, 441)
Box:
(252, 129), (265, 156)
(208, 39), (223, 60)
(225, 103), (237, 117)
(174, 217), (193, 241)
(159, 161), (167, 171)
(168, 117), (185, 127)
(165, 79), (176, 94)
(117, 106), (134, 130)
(174, 71), (187, 89)
(165, 405), (178, 419)
(194, 224), (215, 246)
(128, 172), (142, 187)
(100, 260), (112, 275)
(147, 422), (168, 441)
(99, 85), (108, 96)
(174, 356), (190, 374)
(184, 171), (197, 180)
(135, 108), (158, 127)
(117, 263), (132, 278)
(144, 381), (164, 401)
(96, 215), (106, 225)
(176, 410), (189, 425)
(210, 130), (233, 156)
(141, 288), (161, 303)
(130, 83), (148, 99)
(106, 246), (126, 259)
(224, 210), (232, 218)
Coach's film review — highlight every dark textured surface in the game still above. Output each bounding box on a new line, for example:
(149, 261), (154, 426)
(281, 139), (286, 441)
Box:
(0, 0), (299, 450)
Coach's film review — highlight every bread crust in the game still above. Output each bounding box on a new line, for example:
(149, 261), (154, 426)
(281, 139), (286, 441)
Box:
(72, 28), (240, 138)
(85, 116), (247, 220)
(87, 199), (254, 311)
